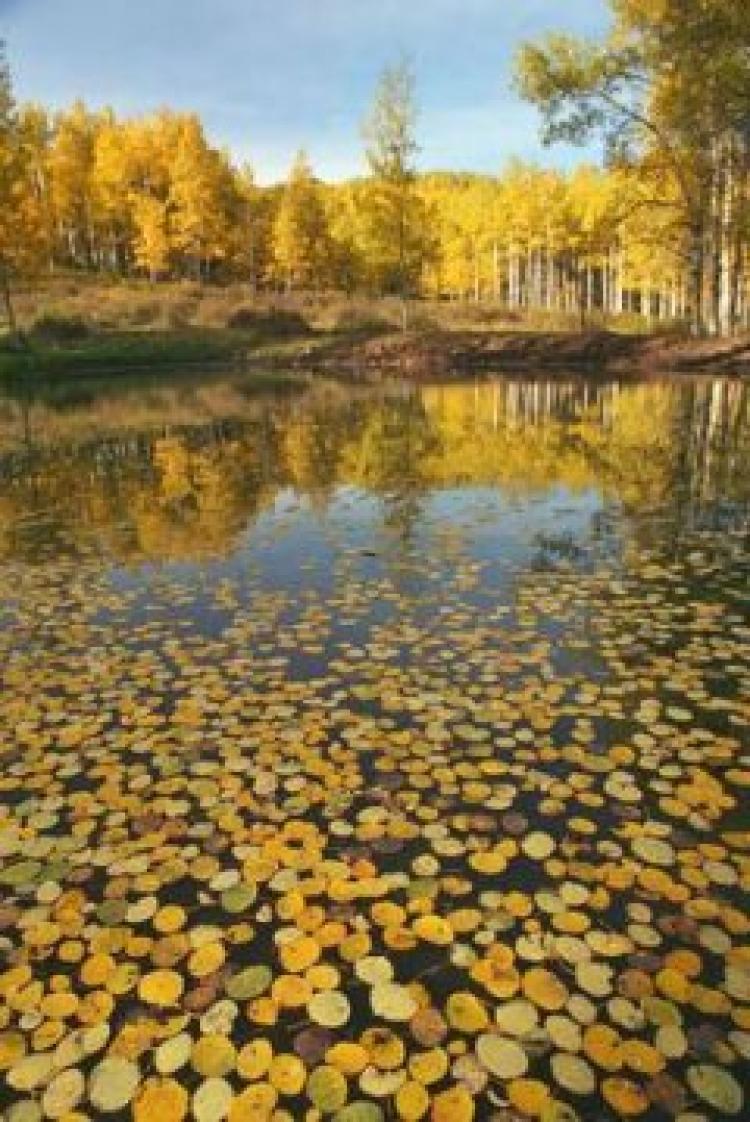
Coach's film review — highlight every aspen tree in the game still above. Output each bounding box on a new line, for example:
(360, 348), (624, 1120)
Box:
(361, 60), (433, 324)
(0, 44), (46, 333)
(272, 151), (330, 291)
(515, 0), (749, 335)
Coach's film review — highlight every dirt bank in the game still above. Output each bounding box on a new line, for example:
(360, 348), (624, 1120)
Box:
(289, 329), (750, 379)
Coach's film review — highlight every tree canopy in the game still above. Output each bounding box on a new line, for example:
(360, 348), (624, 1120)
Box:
(515, 0), (750, 334)
(1, 18), (748, 336)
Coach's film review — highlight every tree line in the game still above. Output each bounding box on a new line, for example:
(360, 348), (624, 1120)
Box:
(1, 0), (748, 336)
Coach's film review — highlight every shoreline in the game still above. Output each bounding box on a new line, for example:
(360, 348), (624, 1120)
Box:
(284, 329), (750, 380)
(1, 326), (749, 382)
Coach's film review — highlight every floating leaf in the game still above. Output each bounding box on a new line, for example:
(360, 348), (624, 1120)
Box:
(269, 1053), (306, 1096)
(279, 934), (320, 973)
(326, 1042), (370, 1076)
(413, 915), (453, 945)
(601, 1077), (649, 1117)
(227, 1083), (277, 1122)
(332, 1102), (384, 1122)
(307, 1064), (348, 1112)
(495, 1000), (539, 1037)
(0, 1033), (25, 1071)
(193, 1077), (233, 1122)
(395, 1079), (429, 1120)
(155, 1033), (193, 1075)
(687, 1064), (744, 1115)
(88, 1057), (140, 1112)
(522, 832), (555, 860)
(355, 956), (393, 986)
(359, 1066), (406, 1096)
(522, 968), (568, 1011)
(583, 1024), (622, 1071)
(189, 942), (226, 979)
(476, 1034), (528, 1079)
(225, 965), (272, 1002)
(191, 1035), (237, 1078)
(431, 1084), (475, 1122)
(361, 1028), (405, 1070)
(631, 838), (674, 867)
(237, 1038), (273, 1081)
(410, 1007), (448, 1047)
(575, 962), (613, 998)
(308, 991), (351, 1028)
(551, 1053), (596, 1096)
(408, 1047), (448, 1086)
(7, 1054), (56, 1093)
(139, 969), (183, 1007)
(41, 1067), (85, 1119)
(446, 991), (489, 1034)
(546, 1015), (582, 1053)
(507, 1078), (551, 1118)
(451, 1053), (488, 1096)
(371, 983), (417, 1022)
(133, 1077), (189, 1122)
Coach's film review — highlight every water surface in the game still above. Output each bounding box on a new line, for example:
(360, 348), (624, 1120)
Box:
(0, 372), (748, 1121)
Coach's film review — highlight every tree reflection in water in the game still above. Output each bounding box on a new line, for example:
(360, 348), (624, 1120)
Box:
(0, 373), (746, 565)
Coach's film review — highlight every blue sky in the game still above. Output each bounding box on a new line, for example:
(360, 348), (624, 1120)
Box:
(1, 0), (610, 183)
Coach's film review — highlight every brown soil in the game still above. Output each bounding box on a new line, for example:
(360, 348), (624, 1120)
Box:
(288, 329), (750, 380)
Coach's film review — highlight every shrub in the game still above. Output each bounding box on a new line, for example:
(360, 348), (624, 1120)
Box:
(224, 307), (261, 330)
(405, 309), (440, 333)
(226, 307), (311, 337)
(333, 307), (392, 336)
(123, 300), (163, 327)
(29, 313), (89, 344)
(162, 304), (193, 329)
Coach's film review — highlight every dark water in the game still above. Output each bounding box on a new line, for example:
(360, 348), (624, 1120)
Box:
(0, 372), (748, 1122)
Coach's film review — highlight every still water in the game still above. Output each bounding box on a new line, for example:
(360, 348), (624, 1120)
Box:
(0, 372), (748, 1122)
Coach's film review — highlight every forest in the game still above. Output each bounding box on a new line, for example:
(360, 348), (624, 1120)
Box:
(0, 0), (748, 338)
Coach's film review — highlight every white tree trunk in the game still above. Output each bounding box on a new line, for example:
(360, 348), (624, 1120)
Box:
(586, 264), (594, 313)
(493, 240), (500, 302)
(603, 250), (610, 318)
(718, 143), (733, 336)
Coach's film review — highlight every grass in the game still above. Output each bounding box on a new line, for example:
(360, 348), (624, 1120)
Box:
(0, 330), (244, 378)
(0, 279), (393, 379)
(0, 327), (362, 380)
(0, 276), (687, 380)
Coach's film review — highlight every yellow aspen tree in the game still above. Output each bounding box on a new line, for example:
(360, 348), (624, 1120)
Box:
(0, 45), (46, 333)
(272, 151), (330, 290)
(131, 195), (171, 280)
(169, 115), (240, 280)
(47, 101), (99, 268)
(91, 111), (138, 273)
(360, 60), (435, 319)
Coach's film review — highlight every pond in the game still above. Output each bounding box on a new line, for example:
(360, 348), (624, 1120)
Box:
(0, 371), (748, 1122)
